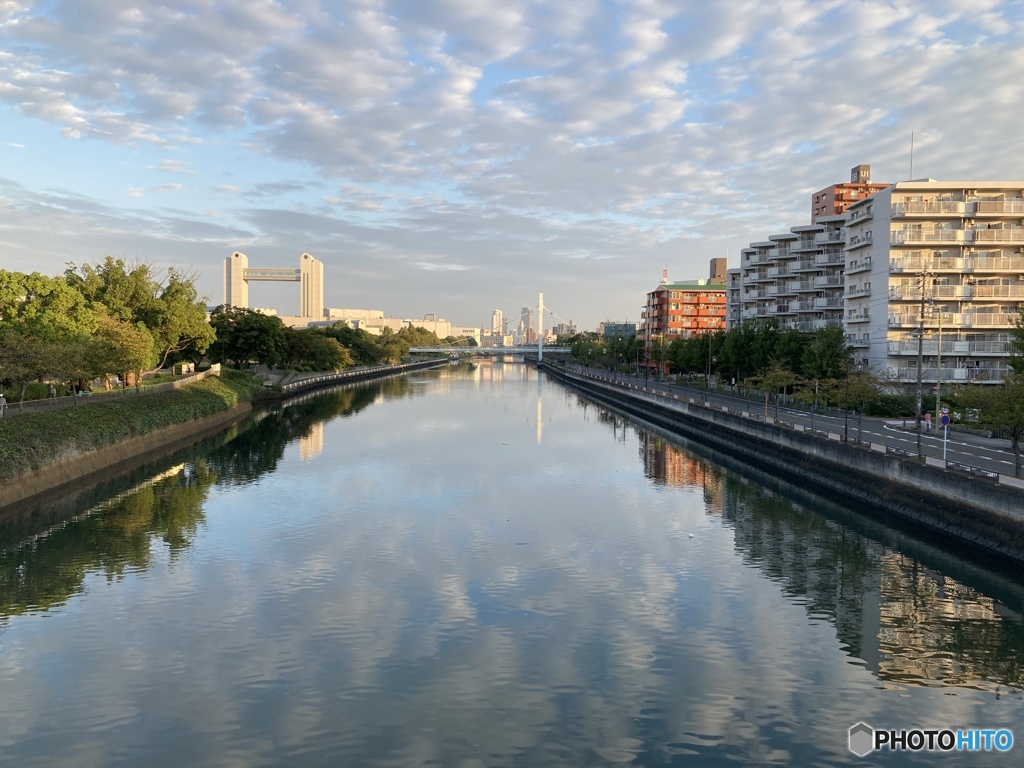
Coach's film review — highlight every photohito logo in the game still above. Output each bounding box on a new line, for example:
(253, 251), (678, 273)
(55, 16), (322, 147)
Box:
(849, 723), (1013, 757)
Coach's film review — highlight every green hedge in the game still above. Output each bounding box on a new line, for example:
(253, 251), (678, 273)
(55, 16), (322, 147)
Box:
(0, 370), (262, 482)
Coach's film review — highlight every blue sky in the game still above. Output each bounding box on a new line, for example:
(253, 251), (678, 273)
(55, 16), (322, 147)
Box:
(3, 0), (1024, 329)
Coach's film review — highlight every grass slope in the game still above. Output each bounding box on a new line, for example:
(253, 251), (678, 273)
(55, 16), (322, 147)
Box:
(0, 370), (261, 482)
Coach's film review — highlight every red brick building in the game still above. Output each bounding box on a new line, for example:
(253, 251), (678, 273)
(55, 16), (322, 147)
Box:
(811, 164), (888, 223)
(641, 260), (727, 372)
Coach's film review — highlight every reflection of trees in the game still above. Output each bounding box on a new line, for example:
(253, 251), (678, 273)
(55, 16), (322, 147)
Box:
(207, 385), (379, 485)
(719, 477), (1024, 690)
(0, 462), (215, 619)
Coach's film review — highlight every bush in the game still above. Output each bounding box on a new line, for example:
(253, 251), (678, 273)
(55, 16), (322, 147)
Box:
(0, 370), (262, 482)
(863, 393), (917, 418)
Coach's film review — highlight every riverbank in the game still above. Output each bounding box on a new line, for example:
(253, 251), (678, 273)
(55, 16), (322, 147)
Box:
(0, 360), (452, 512)
(0, 370), (262, 510)
(539, 361), (1024, 568)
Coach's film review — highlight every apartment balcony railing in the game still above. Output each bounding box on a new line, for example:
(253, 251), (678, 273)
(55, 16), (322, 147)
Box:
(815, 251), (846, 265)
(847, 206), (873, 224)
(846, 336), (871, 348)
(886, 367), (993, 383)
(792, 238), (819, 252)
(972, 285), (1024, 298)
(971, 199), (1024, 215)
(971, 228), (1024, 243)
(847, 311), (871, 323)
(815, 230), (845, 245)
(887, 285), (972, 300)
(815, 296), (843, 309)
(889, 255), (1024, 273)
(846, 232), (872, 250)
(887, 340), (1013, 356)
(794, 260), (817, 273)
(890, 229), (967, 245)
(795, 281), (818, 293)
(846, 286), (872, 298)
(768, 246), (792, 259)
(777, 282), (799, 296)
(846, 258), (872, 274)
(768, 266), (792, 278)
(888, 312), (1016, 328)
(795, 301), (817, 312)
(814, 275), (843, 287)
(891, 201), (965, 217)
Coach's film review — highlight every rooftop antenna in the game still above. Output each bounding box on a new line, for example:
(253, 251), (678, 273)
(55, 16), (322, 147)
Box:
(909, 131), (914, 180)
(661, 266), (669, 285)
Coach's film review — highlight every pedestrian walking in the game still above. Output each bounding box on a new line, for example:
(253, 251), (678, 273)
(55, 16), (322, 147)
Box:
(0, 392), (6, 418)
(49, 384), (56, 399)
(924, 411), (932, 433)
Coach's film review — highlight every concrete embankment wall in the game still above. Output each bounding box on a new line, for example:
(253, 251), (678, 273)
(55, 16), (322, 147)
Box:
(0, 403), (252, 511)
(260, 358), (449, 401)
(541, 364), (1024, 567)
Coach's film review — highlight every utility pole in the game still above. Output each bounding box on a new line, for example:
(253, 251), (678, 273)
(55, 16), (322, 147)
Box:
(914, 269), (927, 457)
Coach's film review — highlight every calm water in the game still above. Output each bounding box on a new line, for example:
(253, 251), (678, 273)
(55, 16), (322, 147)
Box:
(1, 362), (1022, 767)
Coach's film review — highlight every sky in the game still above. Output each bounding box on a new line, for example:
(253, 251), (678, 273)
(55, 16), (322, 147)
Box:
(2, 0), (1024, 331)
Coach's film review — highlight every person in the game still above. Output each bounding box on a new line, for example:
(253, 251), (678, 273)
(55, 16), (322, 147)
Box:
(49, 383), (56, 399)
(924, 411), (932, 432)
(0, 392), (6, 418)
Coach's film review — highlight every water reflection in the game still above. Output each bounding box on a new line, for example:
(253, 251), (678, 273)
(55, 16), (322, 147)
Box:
(0, 365), (1021, 767)
(638, 424), (1024, 692)
(0, 462), (214, 620)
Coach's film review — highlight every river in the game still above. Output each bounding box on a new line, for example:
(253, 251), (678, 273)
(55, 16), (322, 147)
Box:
(0, 361), (1021, 766)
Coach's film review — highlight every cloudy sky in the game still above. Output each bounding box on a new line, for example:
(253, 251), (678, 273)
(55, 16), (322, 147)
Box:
(2, 0), (1024, 329)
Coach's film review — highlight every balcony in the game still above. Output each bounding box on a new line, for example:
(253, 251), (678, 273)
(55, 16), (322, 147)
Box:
(815, 296), (843, 309)
(847, 311), (870, 323)
(794, 259), (817, 273)
(886, 367), (990, 384)
(814, 275), (843, 288)
(847, 335), (871, 348)
(768, 265), (792, 278)
(795, 281), (818, 293)
(846, 285), (871, 298)
(887, 285), (971, 300)
(971, 199), (1024, 215)
(847, 206), (873, 224)
(815, 230), (845, 245)
(891, 200), (966, 217)
(970, 227), (1024, 244)
(777, 281), (799, 296)
(815, 250), (845, 265)
(890, 229), (967, 245)
(795, 301), (817, 312)
(791, 238), (819, 252)
(847, 258), (872, 274)
(963, 312), (1018, 327)
(887, 340), (1013, 356)
(971, 285), (1024, 299)
(768, 246), (792, 259)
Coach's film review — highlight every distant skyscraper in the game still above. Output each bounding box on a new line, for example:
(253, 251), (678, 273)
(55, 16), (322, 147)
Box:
(491, 309), (503, 336)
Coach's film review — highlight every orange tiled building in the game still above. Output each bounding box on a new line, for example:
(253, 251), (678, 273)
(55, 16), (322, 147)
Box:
(811, 164), (888, 223)
(641, 259), (727, 370)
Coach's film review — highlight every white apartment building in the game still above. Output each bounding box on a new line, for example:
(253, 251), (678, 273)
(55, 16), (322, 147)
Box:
(843, 181), (1024, 384)
(729, 215), (847, 332)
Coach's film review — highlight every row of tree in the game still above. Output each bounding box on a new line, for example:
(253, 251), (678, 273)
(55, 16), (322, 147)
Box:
(0, 260), (475, 403)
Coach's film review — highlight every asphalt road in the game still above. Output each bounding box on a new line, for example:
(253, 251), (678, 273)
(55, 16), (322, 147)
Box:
(560, 364), (1020, 479)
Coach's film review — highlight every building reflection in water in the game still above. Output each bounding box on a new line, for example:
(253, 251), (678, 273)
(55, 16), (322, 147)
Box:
(299, 422), (324, 461)
(638, 427), (1024, 692)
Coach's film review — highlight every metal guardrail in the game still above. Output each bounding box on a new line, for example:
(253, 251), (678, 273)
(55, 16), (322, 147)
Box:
(548, 363), (1010, 483)
(0, 365), (222, 419)
(278, 360), (445, 394)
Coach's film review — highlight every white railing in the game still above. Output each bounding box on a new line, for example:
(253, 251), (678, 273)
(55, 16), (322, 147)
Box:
(972, 199), (1024, 215)
(891, 229), (966, 244)
(891, 201), (965, 216)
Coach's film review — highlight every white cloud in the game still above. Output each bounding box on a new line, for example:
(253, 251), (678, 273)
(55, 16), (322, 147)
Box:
(1, 0), (1024, 326)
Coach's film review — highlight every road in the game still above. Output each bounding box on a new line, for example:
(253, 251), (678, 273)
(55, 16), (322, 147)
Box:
(558, 363), (1020, 479)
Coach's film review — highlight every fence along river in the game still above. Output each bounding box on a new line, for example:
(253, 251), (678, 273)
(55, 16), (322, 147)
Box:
(0, 361), (1021, 767)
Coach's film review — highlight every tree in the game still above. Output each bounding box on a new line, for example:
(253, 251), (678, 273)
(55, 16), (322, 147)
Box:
(207, 306), (287, 368)
(0, 270), (96, 342)
(65, 257), (214, 372)
(961, 377), (1024, 477)
(283, 328), (352, 371)
(749, 361), (801, 419)
(87, 314), (157, 385)
(803, 323), (849, 381)
(1011, 306), (1024, 376)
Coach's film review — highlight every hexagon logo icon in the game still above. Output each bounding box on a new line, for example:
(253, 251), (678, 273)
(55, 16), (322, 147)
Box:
(849, 722), (874, 757)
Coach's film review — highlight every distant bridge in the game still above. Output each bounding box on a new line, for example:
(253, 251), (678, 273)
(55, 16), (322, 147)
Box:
(408, 346), (570, 356)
